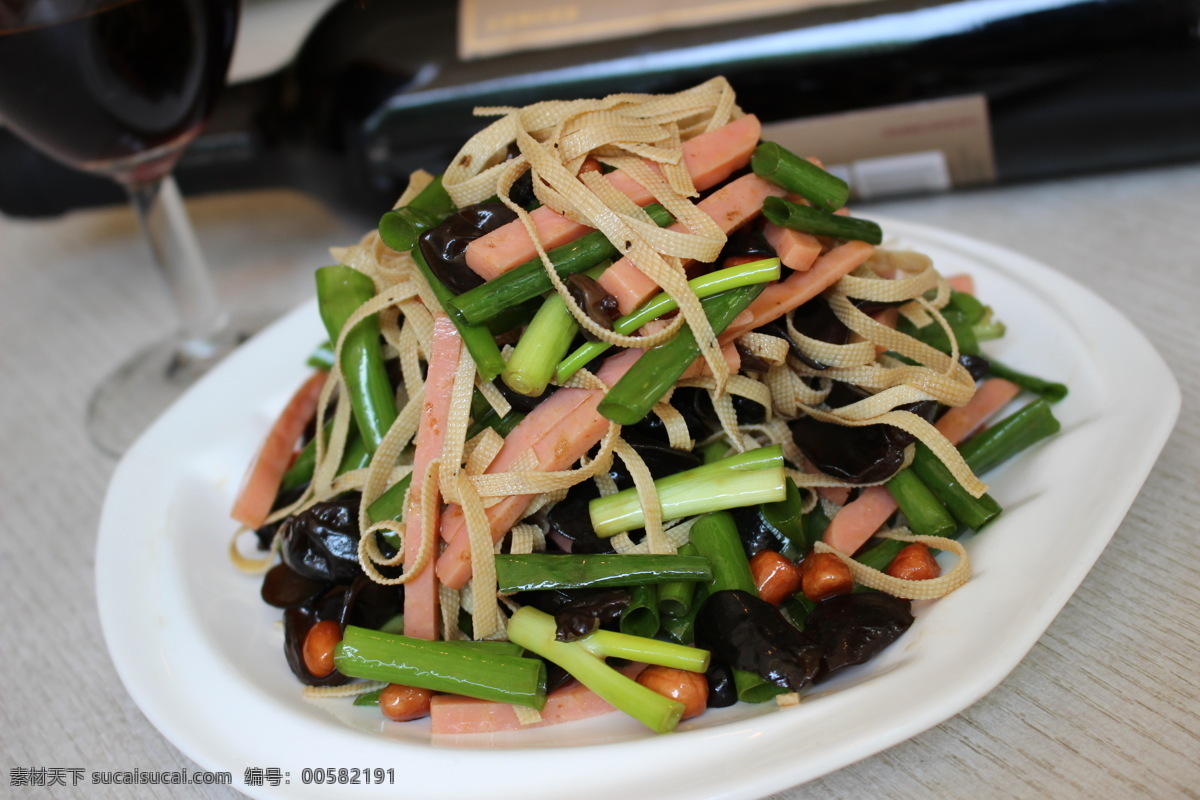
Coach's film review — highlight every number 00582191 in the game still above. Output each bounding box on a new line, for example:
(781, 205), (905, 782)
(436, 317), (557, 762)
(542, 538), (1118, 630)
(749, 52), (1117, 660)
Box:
(299, 767), (396, 785)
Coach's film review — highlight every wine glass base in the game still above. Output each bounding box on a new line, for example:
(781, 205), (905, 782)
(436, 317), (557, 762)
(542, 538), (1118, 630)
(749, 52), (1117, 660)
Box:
(87, 319), (263, 457)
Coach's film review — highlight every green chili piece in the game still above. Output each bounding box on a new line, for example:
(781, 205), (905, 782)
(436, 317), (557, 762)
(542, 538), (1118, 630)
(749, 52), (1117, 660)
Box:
(947, 290), (987, 325)
(376, 174), (455, 253)
(493, 554), (712, 593)
(661, 605), (698, 646)
(689, 511), (757, 597)
(761, 196), (883, 245)
(482, 297), (539, 335)
(657, 543), (700, 619)
(986, 361), (1069, 403)
(315, 265), (398, 452)
(306, 341), (335, 371)
(898, 308), (980, 356)
(280, 423), (371, 492)
(855, 538), (907, 572)
(378, 207), (442, 254)
(620, 584), (661, 639)
(688, 512), (789, 703)
(732, 668), (789, 703)
(781, 594), (816, 632)
(751, 141), (849, 213)
(802, 503), (832, 550)
(408, 249), (507, 380)
(334, 626), (546, 709)
(698, 438), (733, 464)
(885, 468), (957, 538)
(598, 283), (765, 425)
(910, 444), (1002, 531)
(756, 478), (809, 558)
(959, 398), (1062, 475)
(366, 474), (412, 523)
(364, 474), (412, 551)
(464, 389), (525, 440)
(408, 174), (455, 215)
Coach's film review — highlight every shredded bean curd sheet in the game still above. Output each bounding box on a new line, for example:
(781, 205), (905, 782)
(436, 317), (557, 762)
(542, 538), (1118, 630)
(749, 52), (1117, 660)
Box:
(235, 77), (982, 701)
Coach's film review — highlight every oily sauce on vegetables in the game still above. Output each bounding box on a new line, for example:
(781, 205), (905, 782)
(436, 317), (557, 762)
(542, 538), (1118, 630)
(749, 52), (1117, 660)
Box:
(236, 81), (1064, 737)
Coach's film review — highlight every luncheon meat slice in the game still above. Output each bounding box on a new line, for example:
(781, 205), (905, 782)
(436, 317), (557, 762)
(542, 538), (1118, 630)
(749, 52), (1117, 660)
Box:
(597, 173), (789, 314)
(763, 222), (823, 272)
(720, 240), (876, 341)
(464, 115), (762, 281)
(401, 315), (462, 640)
(435, 351), (640, 590)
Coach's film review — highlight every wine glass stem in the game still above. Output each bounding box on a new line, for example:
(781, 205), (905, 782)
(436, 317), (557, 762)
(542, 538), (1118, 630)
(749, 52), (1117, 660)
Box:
(126, 175), (231, 359)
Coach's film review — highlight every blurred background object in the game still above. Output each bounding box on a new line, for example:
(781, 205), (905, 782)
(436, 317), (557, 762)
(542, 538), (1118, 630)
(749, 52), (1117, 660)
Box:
(0, 0), (243, 454)
(3, 0), (1199, 225)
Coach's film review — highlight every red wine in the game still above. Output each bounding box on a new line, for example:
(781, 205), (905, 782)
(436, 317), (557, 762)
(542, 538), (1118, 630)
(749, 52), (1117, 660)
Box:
(1, 0), (1197, 219)
(0, 0), (238, 183)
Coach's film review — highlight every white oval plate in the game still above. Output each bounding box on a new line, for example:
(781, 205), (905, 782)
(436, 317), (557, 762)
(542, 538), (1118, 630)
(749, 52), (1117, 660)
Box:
(96, 217), (1179, 800)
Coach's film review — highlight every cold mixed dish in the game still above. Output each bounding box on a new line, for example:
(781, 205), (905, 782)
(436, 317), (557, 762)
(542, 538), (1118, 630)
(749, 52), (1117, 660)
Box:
(229, 77), (1066, 737)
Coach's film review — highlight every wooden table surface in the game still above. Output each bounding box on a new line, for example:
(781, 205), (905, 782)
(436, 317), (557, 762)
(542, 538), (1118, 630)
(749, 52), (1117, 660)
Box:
(2, 158), (1197, 799)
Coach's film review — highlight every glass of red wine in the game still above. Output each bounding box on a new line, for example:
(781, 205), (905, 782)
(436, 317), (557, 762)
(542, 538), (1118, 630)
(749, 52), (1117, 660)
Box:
(0, 0), (243, 455)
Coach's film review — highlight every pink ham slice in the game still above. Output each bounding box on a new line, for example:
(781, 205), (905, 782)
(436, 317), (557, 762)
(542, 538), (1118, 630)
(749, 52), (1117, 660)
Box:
(400, 315), (462, 640)
(947, 273), (976, 295)
(464, 115), (762, 282)
(820, 485), (899, 558)
(231, 370), (327, 529)
(680, 342), (740, 379)
(763, 222), (823, 272)
(597, 173), (789, 315)
(430, 665), (645, 735)
(720, 240), (876, 342)
(435, 350), (640, 590)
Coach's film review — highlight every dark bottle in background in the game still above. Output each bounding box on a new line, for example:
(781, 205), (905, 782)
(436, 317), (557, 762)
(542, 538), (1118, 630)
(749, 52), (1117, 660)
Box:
(2, 0), (1198, 223)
